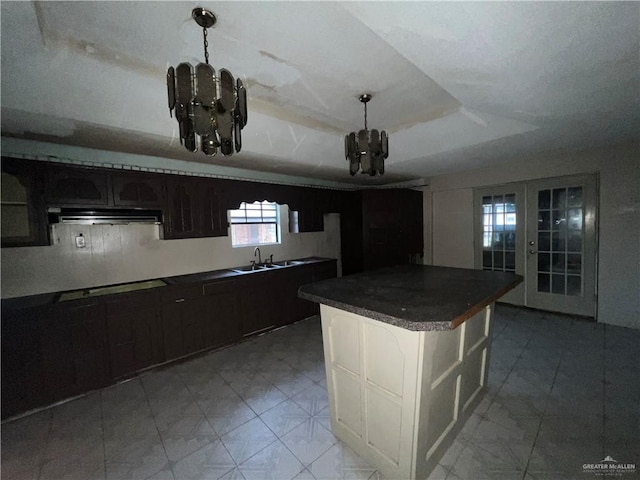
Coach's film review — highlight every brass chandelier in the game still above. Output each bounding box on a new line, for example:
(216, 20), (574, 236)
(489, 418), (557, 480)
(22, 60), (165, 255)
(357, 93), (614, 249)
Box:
(167, 7), (247, 156)
(345, 94), (388, 176)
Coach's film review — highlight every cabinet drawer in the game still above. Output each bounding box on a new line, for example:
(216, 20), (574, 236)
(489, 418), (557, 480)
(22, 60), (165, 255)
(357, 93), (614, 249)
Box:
(202, 279), (236, 296)
(106, 291), (158, 316)
(161, 285), (202, 304)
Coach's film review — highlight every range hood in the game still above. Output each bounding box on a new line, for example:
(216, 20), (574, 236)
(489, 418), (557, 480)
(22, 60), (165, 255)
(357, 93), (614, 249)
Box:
(48, 207), (163, 225)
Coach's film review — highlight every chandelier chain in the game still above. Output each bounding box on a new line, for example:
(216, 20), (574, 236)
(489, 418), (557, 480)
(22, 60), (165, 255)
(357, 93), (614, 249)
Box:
(364, 102), (368, 131)
(202, 27), (210, 65)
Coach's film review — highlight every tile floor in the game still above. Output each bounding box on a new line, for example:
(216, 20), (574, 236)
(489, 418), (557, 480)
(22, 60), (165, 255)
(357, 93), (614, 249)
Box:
(2, 305), (639, 480)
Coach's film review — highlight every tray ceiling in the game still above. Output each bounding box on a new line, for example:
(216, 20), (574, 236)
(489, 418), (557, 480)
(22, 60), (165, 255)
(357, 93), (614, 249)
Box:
(1, 1), (638, 185)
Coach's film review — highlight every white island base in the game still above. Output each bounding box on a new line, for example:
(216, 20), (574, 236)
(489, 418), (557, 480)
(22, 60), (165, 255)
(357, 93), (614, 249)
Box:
(320, 303), (495, 480)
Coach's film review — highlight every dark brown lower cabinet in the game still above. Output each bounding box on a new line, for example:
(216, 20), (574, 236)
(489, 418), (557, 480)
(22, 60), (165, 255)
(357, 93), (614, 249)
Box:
(106, 292), (163, 379)
(1, 301), (110, 418)
(1, 259), (337, 419)
(1, 308), (46, 418)
(274, 271), (301, 327)
(202, 280), (242, 347)
(42, 302), (109, 399)
(292, 265), (318, 320)
(237, 274), (278, 336)
(161, 285), (204, 362)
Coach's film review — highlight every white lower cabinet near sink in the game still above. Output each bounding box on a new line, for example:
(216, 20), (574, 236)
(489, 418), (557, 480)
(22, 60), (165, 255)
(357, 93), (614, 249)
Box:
(320, 304), (493, 480)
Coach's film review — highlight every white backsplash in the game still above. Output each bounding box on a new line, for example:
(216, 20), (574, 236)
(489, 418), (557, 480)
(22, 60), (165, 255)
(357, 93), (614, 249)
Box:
(1, 206), (341, 298)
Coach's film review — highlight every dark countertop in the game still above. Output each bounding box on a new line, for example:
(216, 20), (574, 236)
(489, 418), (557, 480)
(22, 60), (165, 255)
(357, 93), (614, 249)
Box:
(298, 264), (522, 331)
(2, 257), (336, 310)
(164, 256), (332, 285)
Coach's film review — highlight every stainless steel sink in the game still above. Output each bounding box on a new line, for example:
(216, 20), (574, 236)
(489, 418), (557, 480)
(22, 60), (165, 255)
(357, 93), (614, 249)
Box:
(230, 259), (305, 273)
(231, 265), (267, 273)
(273, 260), (305, 267)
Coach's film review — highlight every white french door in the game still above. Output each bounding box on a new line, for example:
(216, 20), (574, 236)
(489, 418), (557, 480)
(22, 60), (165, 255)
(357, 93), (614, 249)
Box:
(525, 175), (597, 316)
(474, 184), (526, 305)
(474, 174), (597, 317)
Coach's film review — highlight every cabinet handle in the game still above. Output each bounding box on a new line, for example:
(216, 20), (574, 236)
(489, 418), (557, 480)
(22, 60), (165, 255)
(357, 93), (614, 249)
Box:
(175, 298), (185, 303)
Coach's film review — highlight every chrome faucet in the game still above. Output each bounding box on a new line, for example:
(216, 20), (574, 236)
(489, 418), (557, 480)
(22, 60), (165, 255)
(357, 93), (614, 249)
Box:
(254, 247), (262, 265)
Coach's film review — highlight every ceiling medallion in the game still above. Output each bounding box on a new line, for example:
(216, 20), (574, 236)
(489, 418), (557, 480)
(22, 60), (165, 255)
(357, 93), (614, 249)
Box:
(345, 94), (388, 176)
(167, 7), (247, 156)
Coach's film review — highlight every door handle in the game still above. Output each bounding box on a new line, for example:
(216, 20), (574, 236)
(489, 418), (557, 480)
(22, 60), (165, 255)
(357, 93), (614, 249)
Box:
(529, 250), (537, 254)
(175, 298), (185, 303)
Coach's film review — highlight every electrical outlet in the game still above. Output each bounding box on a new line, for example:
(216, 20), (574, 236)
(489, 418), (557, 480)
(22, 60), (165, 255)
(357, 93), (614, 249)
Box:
(75, 234), (86, 248)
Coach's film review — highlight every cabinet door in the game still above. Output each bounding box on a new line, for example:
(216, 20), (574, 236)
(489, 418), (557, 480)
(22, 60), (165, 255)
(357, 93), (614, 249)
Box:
(313, 260), (338, 282)
(362, 189), (423, 270)
(1, 308), (46, 419)
(340, 190), (364, 275)
(45, 165), (109, 206)
(273, 271), (299, 327)
(237, 275), (277, 336)
(1, 159), (48, 247)
(106, 294), (162, 379)
(112, 173), (164, 207)
(202, 280), (241, 348)
(298, 206), (324, 232)
(164, 177), (200, 238)
(294, 265), (318, 319)
(41, 303), (109, 401)
(199, 180), (228, 237)
(160, 285), (204, 361)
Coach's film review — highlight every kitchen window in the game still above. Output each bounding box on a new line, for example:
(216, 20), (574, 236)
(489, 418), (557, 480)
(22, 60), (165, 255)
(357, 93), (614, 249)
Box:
(230, 201), (280, 247)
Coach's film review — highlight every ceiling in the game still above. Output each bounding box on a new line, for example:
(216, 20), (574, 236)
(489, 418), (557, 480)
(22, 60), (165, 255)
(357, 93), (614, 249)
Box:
(1, 1), (639, 186)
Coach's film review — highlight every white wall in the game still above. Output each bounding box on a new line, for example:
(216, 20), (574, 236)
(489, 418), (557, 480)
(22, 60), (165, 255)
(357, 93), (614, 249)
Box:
(431, 188), (474, 269)
(424, 143), (640, 329)
(1, 206), (341, 299)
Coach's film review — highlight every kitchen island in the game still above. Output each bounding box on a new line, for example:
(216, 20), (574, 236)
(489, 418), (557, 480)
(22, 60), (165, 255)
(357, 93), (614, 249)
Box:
(299, 264), (522, 480)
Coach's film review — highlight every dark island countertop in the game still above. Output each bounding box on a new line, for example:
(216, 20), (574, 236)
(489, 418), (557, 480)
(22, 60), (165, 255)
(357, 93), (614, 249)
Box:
(298, 264), (522, 331)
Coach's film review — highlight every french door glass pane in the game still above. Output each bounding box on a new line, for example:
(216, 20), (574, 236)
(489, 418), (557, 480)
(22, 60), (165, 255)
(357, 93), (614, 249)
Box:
(536, 187), (583, 296)
(482, 194), (517, 272)
(538, 273), (550, 293)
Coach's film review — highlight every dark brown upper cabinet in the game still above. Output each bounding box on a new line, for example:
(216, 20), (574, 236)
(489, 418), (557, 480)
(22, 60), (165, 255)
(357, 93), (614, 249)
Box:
(164, 176), (200, 239)
(286, 188), (329, 233)
(112, 172), (164, 208)
(297, 205), (325, 232)
(199, 179), (228, 237)
(1, 158), (49, 247)
(45, 165), (109, 206)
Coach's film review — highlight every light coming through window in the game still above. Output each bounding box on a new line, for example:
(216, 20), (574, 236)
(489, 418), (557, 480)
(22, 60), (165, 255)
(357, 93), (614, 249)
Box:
(230, 201), (280, 247)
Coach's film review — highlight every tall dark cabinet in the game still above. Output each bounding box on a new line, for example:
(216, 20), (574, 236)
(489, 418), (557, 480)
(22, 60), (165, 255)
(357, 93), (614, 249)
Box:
(362, 189), (423, 270)
(340, 191), (364, 276)
(340, 189), (423, 274)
